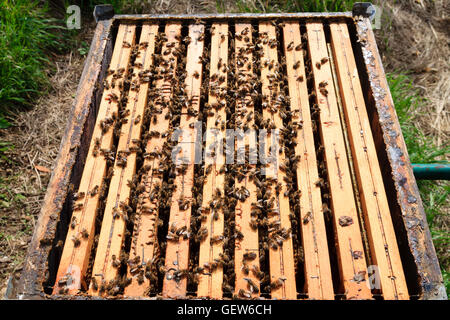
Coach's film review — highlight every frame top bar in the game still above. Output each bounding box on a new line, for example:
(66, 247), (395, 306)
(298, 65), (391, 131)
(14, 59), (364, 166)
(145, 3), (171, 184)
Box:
(112, 12), (353, 21)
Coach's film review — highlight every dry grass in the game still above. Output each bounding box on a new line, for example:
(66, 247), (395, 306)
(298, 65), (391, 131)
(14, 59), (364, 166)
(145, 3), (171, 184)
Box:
(0, 22), (95, 295)
(375, 0), (449, 150)
(0, 0), (448, 297)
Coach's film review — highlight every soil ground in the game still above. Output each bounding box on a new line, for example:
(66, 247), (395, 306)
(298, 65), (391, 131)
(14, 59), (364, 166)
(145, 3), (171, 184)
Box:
(0, 0), (448, 297)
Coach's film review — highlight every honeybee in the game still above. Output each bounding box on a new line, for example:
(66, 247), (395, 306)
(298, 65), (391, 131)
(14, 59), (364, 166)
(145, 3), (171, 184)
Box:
(243, 252), (257, 261)
(73, 192), (85, 201)
(70, 216), (77, 229)
(73, 203), (83, 211)
(302, 211), (312, 225)
(71, 235), (81, 248)
(270, 277), (286, 290)
(81, 228), (89, 239)
(90, 185), (99, 197)
(286, 41), (294, 51)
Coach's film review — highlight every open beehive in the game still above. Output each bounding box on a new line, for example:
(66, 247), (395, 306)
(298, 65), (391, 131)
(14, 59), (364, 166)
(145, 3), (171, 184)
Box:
(10, 6), (446, 300)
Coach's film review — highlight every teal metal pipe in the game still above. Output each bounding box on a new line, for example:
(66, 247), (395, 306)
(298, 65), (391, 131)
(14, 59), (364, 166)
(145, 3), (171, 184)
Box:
(411, 163), (450, 180)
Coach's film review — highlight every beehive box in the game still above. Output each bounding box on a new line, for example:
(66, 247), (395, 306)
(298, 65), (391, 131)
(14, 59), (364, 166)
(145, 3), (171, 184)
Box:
(9, 5), (446, 300)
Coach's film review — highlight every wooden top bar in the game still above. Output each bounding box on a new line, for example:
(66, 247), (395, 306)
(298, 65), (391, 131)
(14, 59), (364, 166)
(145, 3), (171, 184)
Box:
(306, 22), (371, 299)
(88, 24), (158, 296)
(259, 21), (296, 300)
(162, 24), (205, 299)
(53, 24), (136, 295)
(282, 21), (334, 300)
(197, 22), (229, 299)
(233, 23), (261, 299)
(124, 23), (182, 297)
(329, 22), (408, 300)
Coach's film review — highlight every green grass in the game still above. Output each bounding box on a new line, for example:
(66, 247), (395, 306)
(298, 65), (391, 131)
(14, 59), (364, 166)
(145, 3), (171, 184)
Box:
(233, 0), (363, 13)
(389, 74), (449, 163)
(0, 0), (69, 165)
(0, 0), (68, 206)
(388, 73), (450, 296)
(81, 0), (142, 13)
(0, 0), (66, 113)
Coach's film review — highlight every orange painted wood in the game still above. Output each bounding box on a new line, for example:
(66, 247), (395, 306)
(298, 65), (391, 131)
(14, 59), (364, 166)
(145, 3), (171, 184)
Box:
(197, 22), (228, 299)
(123, 23), (182, 296)
(259, 22), (296, 300)
(306, 22), (371, 299)
(282, 21), (334, 300)
(88, 24), (158, 296)
(329, 22), (409, 300)
(233, 23), (261, 299)
(162, 24), (205, 298)
(53, 24), (136, 295)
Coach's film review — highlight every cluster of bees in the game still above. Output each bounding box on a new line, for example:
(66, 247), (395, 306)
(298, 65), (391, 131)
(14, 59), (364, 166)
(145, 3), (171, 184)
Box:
(58, 19), (341, 299)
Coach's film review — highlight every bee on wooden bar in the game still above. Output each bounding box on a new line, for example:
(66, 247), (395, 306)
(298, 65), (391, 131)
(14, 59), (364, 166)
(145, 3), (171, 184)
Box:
(238, 288), (251, 299)
(106, 92), (119, 103)
(73, 191), (85, 201)
(73, 202), (83, 211)
(270, 277), (286, 290)
(111, 255), (120, 268)
(197, 226), (208, 242)
(71, 235), (81, 248)
(293, 61), (301, 70)
(352, 250), (364, 259)
(89, 185), (99, 197)
(322, 203), (332, 215)
(70, 216), (77, 229)
(243, 252), (257, 261)
(302, 211), (312, 225)
(319, 81), (328, 88)
(112, 208), (120, 220)
(244, 278), (259, 294)
(139, 41), (149, 50)
(339, 216), (354, 227)
(210, 234), (224, 245)
(81, 228), (89, 239)
(319, 87), (328, 97)
(286, 41), (294, 51)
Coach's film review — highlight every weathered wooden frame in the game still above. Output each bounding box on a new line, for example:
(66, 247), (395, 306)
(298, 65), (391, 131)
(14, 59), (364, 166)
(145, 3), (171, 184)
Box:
(8, 9), (446, 300)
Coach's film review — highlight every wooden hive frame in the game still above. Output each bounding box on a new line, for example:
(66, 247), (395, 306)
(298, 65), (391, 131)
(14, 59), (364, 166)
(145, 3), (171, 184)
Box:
(9, 6), (446, 300)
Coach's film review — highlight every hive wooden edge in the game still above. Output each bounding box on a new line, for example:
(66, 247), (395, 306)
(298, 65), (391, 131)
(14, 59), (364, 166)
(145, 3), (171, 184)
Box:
(9, 14), (446, 301)
(11, 19), (115, 300)
(353, 17), (446, 300)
